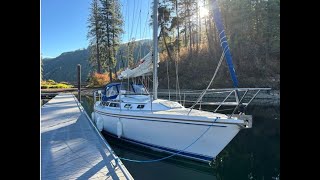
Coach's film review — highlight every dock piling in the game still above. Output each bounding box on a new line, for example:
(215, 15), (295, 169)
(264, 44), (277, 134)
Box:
(77, 64), (81, 102)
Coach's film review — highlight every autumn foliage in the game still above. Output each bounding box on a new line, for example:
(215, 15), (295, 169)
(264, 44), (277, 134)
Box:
(89, 72), (116, 87)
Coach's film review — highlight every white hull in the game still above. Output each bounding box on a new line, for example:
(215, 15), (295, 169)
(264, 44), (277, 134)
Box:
(94, 100), (247, 162)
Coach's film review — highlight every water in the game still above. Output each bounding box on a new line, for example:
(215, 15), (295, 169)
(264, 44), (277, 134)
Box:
(41, 99), (50, 106)
(81, 96), (280, 180)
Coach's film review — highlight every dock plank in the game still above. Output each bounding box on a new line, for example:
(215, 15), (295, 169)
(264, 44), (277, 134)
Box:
(41, 93), (133, 180)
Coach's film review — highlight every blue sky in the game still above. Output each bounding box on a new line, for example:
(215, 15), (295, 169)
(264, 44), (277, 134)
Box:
(41, 0), (152, 58)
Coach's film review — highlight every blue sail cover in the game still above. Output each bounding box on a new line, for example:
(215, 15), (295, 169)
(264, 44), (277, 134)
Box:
(211, 0), (239, 88)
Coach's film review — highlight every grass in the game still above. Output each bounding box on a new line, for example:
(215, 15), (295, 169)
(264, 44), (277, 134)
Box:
(41, 80), (74, 89)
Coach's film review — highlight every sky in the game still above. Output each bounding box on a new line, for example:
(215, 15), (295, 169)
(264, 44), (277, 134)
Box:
(41, 0), (153, 58)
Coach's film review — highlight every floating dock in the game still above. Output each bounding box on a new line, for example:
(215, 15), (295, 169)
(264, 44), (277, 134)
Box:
(41, 93), (133, 179)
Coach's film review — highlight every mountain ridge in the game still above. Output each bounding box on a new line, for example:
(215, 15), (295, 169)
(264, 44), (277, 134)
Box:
(43, 39), (152, 83)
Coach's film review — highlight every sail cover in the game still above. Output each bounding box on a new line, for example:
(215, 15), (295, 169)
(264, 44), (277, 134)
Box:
(212, 0), (239, 88)
(118, 52), (158, 80)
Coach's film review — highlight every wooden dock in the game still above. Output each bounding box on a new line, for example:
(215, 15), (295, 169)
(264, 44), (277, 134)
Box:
(41, 93), (133, 179)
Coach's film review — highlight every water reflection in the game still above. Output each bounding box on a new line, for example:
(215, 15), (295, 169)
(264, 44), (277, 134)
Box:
(41, 99), (50, 106)
(81, 95), (280, 180)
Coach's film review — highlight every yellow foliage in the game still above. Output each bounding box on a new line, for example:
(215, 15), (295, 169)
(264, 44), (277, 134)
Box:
(41, 80), (73, 89)
(89, 72), (116, 87)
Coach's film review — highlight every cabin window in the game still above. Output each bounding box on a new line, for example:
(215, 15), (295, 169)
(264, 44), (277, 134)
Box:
(109, 103), (120, 107)
(133, 84), (148, 94)
(119, 83), (135, 94)
(101, 101), (110, 106)
(137, 105), (145, 109)
(106, 86), (118, 97)
(124, 104), (132, 109)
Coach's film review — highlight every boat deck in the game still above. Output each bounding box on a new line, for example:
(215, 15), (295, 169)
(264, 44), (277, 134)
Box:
(41, 93), (133, 179)
(153, 108), (229, 119)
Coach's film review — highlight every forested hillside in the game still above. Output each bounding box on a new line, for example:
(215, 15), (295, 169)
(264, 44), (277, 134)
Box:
(44, 0), (279, 89)
(155, 0), (280, 89)
(42, 39), (151, 83)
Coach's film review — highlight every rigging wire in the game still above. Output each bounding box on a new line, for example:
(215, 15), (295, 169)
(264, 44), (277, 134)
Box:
(135, 0), (142, 38)
(139, 6), (142, 60)
(187, 46), (229, 115)
(142, 0), (151, 51)
(126, 0), (129, 43)
(136, 9), (142, 60)
(129, 0), (136, 41)
(166, 52), (171, 100)
(175, 0), (181, 104)
(175, 53), (181, 103)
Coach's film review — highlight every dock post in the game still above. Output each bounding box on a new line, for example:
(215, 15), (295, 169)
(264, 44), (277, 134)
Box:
(77, 64), (81, 102)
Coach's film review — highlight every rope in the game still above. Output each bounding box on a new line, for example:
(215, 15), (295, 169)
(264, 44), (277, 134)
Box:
(187, 46), (228, 115)
(117, 117), (219, 163)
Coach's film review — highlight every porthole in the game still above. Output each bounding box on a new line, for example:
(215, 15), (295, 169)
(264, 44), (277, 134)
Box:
(137, 105), (145, 109)
(124, 104), (132, 109)
(109, 103), (119, 107)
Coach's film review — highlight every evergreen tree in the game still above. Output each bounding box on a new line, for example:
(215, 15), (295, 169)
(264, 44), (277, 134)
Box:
(87, 0), (103, 73)
(100, 0), (124, 82)
(127, 40), (136, 68)
(111, 0), (124, 75)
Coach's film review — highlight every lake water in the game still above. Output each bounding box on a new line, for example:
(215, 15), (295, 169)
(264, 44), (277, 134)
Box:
(81, 96), (280, 180)
(41, 99), (50, 106)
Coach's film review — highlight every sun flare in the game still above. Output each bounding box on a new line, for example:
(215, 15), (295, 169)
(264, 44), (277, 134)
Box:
(199, 6), (209, 18)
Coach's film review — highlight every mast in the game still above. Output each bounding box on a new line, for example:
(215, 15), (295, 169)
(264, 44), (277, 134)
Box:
(152, 0), (159, 99)
(211, 0), (239, 88)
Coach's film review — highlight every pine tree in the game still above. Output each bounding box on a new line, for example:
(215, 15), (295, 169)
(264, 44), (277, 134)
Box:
(100, 0), (123, 82)
(127, 40), (136, 68)
(111, 0), (124, 75)
(87, 0), (103, 73)
(173, 0), (196, 54)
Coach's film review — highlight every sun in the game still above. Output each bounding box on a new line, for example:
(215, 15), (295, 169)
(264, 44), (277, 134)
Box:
(199, 6), (209, 18)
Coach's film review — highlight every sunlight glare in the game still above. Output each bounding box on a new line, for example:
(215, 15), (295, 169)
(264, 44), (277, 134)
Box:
(200, 6), (209, 18)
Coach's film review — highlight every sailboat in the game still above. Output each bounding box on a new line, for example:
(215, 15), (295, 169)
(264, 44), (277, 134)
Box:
(92, 0), (269, 163)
